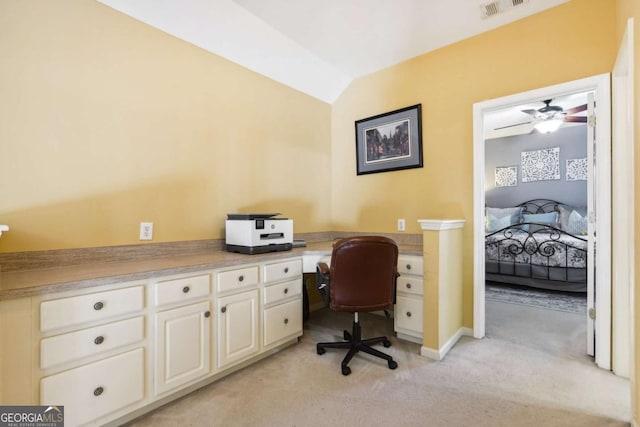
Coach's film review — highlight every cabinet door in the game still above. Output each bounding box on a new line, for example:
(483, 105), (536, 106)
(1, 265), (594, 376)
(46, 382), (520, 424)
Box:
(217, 290), (259, 369)
(154, 301), (211, 395)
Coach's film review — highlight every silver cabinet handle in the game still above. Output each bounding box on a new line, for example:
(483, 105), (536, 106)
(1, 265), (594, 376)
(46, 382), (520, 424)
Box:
(93, 301), (104, 311)
(221, 306), (227, 313)
(406, 264), (412, 270)
(284, 318), (289, 324)
(94, 386), (104, 396)
(406, 283), (412, 289)
(183, 286), (190, 293)
(406, 311), (412, 317)
(238, 275), (244, 282)
(284, 288), (289, 294)
(204, 311), (211, 318)
(94, 336), (104, 345)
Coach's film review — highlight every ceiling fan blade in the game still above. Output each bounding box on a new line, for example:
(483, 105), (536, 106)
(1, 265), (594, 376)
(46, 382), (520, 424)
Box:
(521, 109), (538, 116)
(494, 121), (533, 130)
(565, 104), (587, 115)
(564, 116), (588, 123)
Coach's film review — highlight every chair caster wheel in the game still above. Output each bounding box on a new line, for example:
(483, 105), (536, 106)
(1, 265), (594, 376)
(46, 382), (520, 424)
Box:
(388, 360), (398, 370)
(383, 339), (392, 348)
(341, 366), (351, 376)
(317, 346), (326, 355)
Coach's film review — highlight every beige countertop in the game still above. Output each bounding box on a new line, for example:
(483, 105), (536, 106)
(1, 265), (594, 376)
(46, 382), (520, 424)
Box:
(0, 241), (422, 300)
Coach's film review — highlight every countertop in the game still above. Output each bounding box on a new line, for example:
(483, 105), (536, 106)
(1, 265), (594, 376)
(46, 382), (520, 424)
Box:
(0, 241), (422, 300)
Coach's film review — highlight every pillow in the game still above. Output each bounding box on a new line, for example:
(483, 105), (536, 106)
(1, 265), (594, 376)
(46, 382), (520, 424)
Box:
(567, 210), (588, 235)
(486, 213), (513, 233)
(557, 205), (587, 231)
(485, 207), (522, 232)
(521, 212), (559, 232)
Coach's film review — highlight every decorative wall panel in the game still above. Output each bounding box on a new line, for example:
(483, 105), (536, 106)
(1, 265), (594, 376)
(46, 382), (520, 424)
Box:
(521, 147), (560, 182)
(566, 158), (588, 181)
(495, 166), (518, 187)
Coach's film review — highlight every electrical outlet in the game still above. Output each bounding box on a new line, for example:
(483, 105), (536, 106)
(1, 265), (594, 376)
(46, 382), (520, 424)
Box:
(140, 222), (153, 240)
(397, 218), (406, 232)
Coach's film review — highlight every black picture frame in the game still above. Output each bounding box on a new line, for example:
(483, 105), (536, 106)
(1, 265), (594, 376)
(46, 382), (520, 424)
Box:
(354, 104), (423, 175)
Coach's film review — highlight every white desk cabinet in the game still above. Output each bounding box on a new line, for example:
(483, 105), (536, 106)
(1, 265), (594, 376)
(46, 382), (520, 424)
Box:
(394, 255), (424, 343)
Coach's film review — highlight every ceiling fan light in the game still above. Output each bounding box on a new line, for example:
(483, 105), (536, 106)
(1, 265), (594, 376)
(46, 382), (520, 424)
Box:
(534, 119), (563, 133)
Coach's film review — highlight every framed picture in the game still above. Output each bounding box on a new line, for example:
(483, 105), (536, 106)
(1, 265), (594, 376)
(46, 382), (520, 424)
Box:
(354, 104), (423, 175)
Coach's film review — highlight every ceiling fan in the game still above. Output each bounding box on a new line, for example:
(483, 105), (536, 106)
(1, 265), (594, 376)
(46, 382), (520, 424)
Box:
(494, 99), (588, 132)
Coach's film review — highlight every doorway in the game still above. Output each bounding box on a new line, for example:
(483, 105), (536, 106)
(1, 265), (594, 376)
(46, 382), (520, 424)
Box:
(472, 74), (612, 370)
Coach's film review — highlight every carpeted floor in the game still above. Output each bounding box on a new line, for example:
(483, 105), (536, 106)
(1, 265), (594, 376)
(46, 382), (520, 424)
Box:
(126, 305), (630, 427)
(485, 282), (587, 314)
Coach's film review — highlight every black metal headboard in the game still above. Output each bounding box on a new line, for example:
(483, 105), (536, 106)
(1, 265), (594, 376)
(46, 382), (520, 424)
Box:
(516, 199), (563, 215)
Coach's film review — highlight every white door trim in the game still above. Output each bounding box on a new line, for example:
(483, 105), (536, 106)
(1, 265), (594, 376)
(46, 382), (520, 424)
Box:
(612, 18), (634, 378)
(472, 73), (612, 370)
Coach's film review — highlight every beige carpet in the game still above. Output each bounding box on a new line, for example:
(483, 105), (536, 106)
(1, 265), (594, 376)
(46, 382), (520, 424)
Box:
(126, 304), (630, 427)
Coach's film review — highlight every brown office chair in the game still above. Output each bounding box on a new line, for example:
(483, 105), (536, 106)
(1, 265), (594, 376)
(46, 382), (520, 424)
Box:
(316, 236), (399, 375)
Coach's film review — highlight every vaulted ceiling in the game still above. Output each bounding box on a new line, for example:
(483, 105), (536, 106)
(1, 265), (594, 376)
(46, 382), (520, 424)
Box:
(97, 0), (570, 104)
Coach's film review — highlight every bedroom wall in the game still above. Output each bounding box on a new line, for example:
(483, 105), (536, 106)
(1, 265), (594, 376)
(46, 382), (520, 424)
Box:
(331, 0), (616, 328)
(485, 125), (588, 208)
(0, 0), (333, 252)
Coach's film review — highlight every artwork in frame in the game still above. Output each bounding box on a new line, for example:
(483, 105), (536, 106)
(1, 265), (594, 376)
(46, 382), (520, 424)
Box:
(354, 104), (423, 175)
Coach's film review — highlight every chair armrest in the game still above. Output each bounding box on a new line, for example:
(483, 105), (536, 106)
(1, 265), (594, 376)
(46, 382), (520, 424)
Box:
(316, 262), (331, 306)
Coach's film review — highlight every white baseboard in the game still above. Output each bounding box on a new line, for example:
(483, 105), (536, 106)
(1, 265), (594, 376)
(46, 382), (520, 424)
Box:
(420, 327), (473, 361)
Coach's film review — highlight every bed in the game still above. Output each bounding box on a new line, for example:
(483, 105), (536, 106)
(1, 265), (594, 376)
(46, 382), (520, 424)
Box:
(485, 199), (588, 293)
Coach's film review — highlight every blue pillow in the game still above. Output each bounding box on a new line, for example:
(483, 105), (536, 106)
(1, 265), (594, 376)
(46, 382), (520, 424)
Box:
(486, 213), (513, 233)
(521, 212), (558, 232)
(567, 210), (588, 235)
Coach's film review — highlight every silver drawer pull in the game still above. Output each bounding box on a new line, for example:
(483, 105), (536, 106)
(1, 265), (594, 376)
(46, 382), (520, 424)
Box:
(93, 301), (104, 311)
(406, 264), (412, 270)
(94, 336), (104, 345)
(221, 306), (227, 313)
(204, 311), (211, 318)
(406, 283), (412, 289)
(238, 275), (244, 282)
(183, 286), (190, 293)
(284, 318), (289, 324)
(406, 311), (412, 317)
(284, 267), (289, 274)
(284, 288), (289, 294)
(94, 386), (104, 396)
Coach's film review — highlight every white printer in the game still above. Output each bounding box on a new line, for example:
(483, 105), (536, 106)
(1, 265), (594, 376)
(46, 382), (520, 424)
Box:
(225, 213), (293, 254)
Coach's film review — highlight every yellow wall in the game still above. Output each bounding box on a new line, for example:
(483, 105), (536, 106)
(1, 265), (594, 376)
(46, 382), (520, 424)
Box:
(615, 0), (640, 422)
(0, 0), (333, 252)
(331, 0), (616, 329)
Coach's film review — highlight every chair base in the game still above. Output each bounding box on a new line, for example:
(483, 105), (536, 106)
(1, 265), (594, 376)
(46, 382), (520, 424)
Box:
(316, 318), (398, 376)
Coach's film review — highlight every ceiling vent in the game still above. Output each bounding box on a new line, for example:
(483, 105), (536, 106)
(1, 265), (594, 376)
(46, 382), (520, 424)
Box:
(480, 0), (529, 19)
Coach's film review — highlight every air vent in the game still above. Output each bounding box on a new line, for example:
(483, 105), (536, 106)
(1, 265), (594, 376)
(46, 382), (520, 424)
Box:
(480, 0), (529, 19)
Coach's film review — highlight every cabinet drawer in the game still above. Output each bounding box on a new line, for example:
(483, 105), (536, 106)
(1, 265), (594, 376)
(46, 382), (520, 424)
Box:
(263, 299), (302, 347)
(41, 286), (144, 332)
(217, 266), (259, 294)
(41, 348), (144, 427)
(263, 259), (302, 284)
(41, 316), (144, 369)
(398, 255), (423, 276)
(396, 276), (423, 296)
(395, 296), (423, 334)
(263, 279), (301, 306)
(155, 274), (210, 307)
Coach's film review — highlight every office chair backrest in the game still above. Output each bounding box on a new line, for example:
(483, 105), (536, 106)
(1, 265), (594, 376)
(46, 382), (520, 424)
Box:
(329, 236), (398, 312)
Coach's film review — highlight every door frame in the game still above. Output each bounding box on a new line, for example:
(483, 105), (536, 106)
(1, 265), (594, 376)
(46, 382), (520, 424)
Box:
(472, 73), (612, 370)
